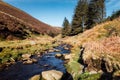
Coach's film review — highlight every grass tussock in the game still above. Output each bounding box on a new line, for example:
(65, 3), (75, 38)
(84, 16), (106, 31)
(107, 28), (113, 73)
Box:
(83, 36), (120, 57)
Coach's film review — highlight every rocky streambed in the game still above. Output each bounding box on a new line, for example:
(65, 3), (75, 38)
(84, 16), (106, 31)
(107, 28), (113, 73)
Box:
(0, 44), (73, 80)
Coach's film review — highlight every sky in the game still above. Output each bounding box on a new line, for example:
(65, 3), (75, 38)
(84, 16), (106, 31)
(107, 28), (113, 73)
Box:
(3, 0), (120, 27)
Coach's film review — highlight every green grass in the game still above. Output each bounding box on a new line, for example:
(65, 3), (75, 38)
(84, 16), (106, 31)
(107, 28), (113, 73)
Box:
(0, 36), (57, 64)
(79, 72), (100, 80)
(65, 47), (83, 80)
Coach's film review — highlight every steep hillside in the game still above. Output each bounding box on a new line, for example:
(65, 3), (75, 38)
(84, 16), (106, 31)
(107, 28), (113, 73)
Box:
(62, 18), (120, 79)
(0, 1), (60, 40)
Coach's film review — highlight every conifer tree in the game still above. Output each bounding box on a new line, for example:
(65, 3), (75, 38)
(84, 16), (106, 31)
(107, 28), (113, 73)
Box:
(71, 0), (88, 35)
(62, 17), (71, 38)
(86, 0), (106, 29)
(97, 0), (106, 22)
(110, 10), (120, 20)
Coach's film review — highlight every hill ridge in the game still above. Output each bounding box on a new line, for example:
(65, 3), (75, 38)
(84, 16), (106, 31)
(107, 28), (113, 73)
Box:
(0, 1), (60, 40)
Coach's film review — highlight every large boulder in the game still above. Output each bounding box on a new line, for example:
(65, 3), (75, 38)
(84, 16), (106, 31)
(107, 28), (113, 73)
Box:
(42, 70), (63, 80)
(29, 74), (41, 80)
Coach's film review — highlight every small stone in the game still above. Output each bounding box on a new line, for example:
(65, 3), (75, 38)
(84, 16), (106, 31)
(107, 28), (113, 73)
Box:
(22, 54), (31, 60)
(64, 54), (71, 60)
(98, 70), (103, 74)
(23, 60), (33, 64)
(89, 71), (97, 74)
(64, 47), (69, 50)
(43, 64), (49, 67)
(32, 59), (37, 63)
(55, 53), (62, 58)
(54, 49), (60, 52)
(37, 54), (41, 57)
(49, 49), (54, 52)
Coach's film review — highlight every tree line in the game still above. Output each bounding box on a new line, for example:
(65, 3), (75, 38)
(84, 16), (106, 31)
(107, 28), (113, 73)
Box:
(106, 10), (120, 21)
(62, 0), (106, 37)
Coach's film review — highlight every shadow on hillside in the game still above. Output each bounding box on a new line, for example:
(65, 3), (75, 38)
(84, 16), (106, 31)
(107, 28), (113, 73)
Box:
(61, 71), (73, 80)
(99, 73), (120, 80)
(78, 47), (88, 73)
(99, 72), (113, 80)
(98, 59), (120, 80)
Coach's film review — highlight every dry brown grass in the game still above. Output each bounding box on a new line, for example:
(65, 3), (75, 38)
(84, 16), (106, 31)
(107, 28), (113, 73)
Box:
(63, 17), (120, 46)
(83, 36), (120, 59)
(62, 18), (120, 77)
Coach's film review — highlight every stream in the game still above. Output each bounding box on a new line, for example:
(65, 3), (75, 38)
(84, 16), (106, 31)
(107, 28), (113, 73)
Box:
(0, 44), (71, 80)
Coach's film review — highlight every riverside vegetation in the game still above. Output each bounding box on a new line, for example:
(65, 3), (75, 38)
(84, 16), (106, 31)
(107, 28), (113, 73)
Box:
(0, 35), (58, 68)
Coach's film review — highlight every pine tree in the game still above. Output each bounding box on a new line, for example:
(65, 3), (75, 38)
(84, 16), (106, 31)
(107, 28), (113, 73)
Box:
(96, 0), (106, 22)
(71, 0), (88, 35)
(86, 0), (96, 29)
(62, 17), (71, 38)
(110, 10), (120, 20)
(86, 0), (106, 29)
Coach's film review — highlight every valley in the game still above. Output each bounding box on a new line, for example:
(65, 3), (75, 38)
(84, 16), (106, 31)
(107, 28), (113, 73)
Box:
(0, 0), (120, 80)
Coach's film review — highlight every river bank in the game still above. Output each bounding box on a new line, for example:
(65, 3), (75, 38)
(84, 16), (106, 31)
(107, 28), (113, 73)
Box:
(0, 44), (72, 80)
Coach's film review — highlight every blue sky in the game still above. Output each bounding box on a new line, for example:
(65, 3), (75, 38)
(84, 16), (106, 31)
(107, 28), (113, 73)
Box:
(3, 0), (120, 27)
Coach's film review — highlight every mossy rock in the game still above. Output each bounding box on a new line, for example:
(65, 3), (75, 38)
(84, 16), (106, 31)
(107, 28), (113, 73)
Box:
(65, 61), (83, 80)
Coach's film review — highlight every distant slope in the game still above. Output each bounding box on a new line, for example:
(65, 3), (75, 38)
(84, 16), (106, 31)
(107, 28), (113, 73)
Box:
(0, 1), (60, 40)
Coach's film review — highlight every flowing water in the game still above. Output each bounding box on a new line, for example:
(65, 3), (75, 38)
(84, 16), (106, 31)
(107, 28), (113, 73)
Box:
(0, 45), (71, 80)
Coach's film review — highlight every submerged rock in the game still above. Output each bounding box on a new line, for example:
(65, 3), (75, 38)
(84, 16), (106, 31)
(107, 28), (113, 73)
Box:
(42, 70), (63, 80)
(64, 47), (69, 50)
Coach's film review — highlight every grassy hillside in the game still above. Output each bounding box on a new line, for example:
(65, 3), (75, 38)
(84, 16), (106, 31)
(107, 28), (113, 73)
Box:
(62, 18), (120, 79)
(0, 1), (60, 40)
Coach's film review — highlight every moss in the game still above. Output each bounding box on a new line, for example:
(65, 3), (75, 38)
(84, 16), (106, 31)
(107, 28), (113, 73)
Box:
(65, 46), (83, 80)
(67, 61), (82, 73)
(79, 73), (101, 80)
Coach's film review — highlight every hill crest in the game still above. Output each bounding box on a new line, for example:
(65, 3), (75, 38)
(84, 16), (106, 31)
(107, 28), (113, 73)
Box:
(0, 1), (60, 40)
